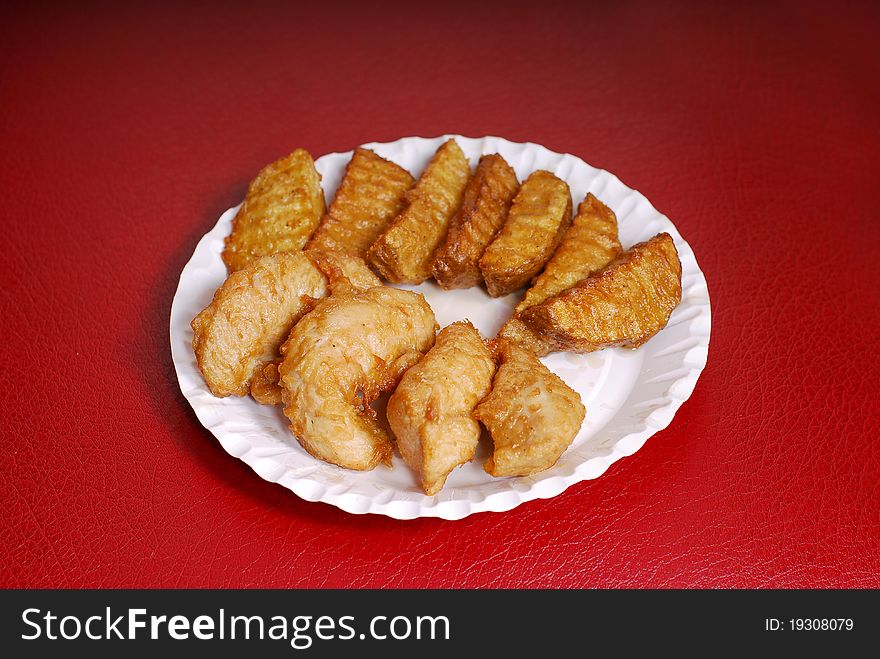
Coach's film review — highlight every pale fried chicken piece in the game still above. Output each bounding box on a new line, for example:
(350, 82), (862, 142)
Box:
(479, 170), (572, 297)
(222, 149), (325, 272)
(306, 148), (415, 258)
(430, 154), (519, 289)
(192, 251), (380, 399)
(474, 340), (585, 477)
(192, 252), (327, 397)
(498, 193), (622, 355)
(279, 287), (437, 471)
(244, 249), (381, 404)
(520, 233), (682, 352)
(367, 139), (470, 283)
(387, 321), (495, 495)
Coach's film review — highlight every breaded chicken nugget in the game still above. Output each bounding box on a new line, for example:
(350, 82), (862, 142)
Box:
(222, 149), (325, 272)
(387, 321), (495, 495)
(479, 170), (572, 297)
(430, 154), (519, 289)
(498, 193), (622, 355)
(520, 233), (682, 352)
(279, 287), (437, 471)
(192, 251), (380, 400)
(306, 148), (415, 258)
(474, 340), (585, 477)
(367, 139), (470, 284)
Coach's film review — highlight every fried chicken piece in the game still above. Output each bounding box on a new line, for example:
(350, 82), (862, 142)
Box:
(192, 251), (380, 399)
(520, 233), (682, 352)
(306, 148), (415, 258)
(430, 154), (519, 289)
(474, 340), (585, 477)
(387, 321), (495, 495)
(243, 249), (381, 404)
(192, 252), (328, 397)
(279, 287), (437, 471)
(479, 170), (572, 297)
(367, 139), (470, 283)
(498, 193), (622, 355)
(222, 149), (325, 272)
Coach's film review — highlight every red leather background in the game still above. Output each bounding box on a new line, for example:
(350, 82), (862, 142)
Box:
(1, 1), (878, 588)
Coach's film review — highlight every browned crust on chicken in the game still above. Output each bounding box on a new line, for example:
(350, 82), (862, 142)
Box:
(367, 139), (470, 284)
(249, 359), (284, 405)
(497, 193), (622, 355)
(222, 149), (325, 272)
(479, 170), (572, 297)
(430, 154), (519, 289)
(192, 252), (328, 397)
(306, 148), (414, 258)
(520, 233), (682, 352)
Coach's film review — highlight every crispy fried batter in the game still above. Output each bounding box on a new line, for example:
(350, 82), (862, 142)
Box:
(192, 252), (328, 397)
(222, 149), (325, 272)
(474, 340), (585, 477)
(279, 287), (437, 471)
(367, 139), (470, 284)
(498, 193), (622, 355)
(479, 170), (572, 297)
(520, 233), (682, 352)
(387, 321), (495, 495)
(306, 148), (414, 258)
(430, 154), (519, 289)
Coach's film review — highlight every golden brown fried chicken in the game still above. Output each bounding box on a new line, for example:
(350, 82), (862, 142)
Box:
(474, 340), (585, 477)
(306, 148), (414, 258)
(367, 139), (470, 283)
(520, 233), (682, 352)
(430, 154), (519, 289)
(279, 287), (437, 471)
(222, 149), (325, 272)
(387, 321), (495, 495)
(479, 170), (572, 297)
(517, 193), (622, 311)
(498, 193), (622, 355)
(192, 251), (380, 400)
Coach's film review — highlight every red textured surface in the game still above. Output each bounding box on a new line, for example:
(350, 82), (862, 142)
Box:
(1, 0), (878, 589)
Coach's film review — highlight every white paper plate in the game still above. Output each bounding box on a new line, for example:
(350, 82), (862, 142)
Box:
(170, 135), (711, 520)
